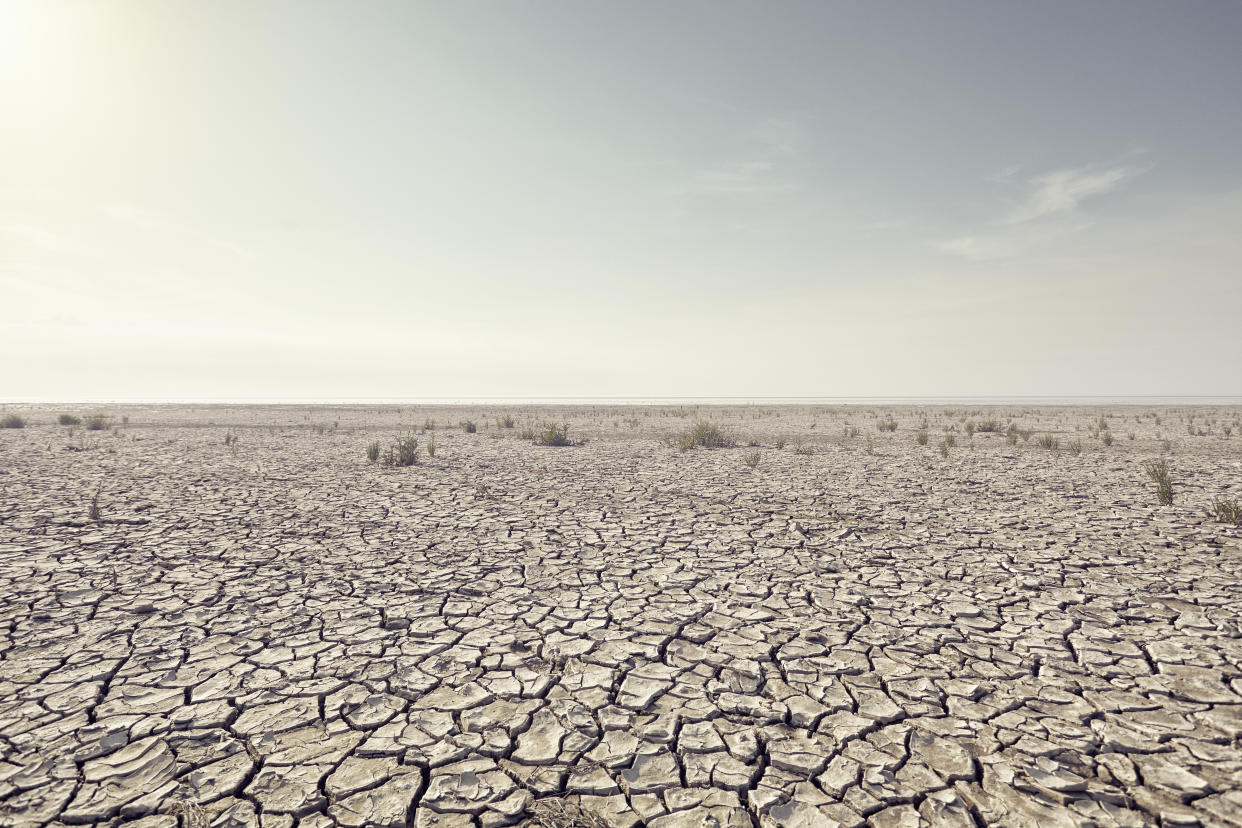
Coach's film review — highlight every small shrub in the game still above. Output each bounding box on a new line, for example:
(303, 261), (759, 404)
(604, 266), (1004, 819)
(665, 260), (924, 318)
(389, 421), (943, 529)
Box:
(2, 414), (26, 429)
(1068, 439), (1082, 456)
(423, 418), (436, 432)
(1102, 432), (1114, 446)
(461, 420), (477, 434)
(676, 421), (733, 451)
(877, 418), (897, 432)
(497, 414), (515, 429)
(382, 434), (419, 467)
(775, 436), (787, 450)
(1143, 457), (1173, 506)
(85, 415), (109, 431)
(88, 484), (102, 522)
(535, 423), (573, 447)
(366, 442), (380, 463)
(1205, 497), (1241, 525)
(793, 444), (814, 456)
(59, 414), (81, 426)
(426, 434), (437, 458)
(938, 439), (949, 457)
(975, 420), (1001, 433)
(1037, 434), (1058, 450)
(964, 422), (975, 437)
(944, 434), (957, 448)
(743, 450), (760, 469)
(916, 430), (929, 446)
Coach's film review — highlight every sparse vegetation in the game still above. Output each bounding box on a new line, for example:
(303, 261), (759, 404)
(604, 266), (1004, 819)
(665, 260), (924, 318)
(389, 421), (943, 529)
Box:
(427, 434), (437, 457)
(775, 436), (787, 450)
(743, 450), (760, 469)
(1102, 431), (1114, 446)
(85, 415), (109, 431)
(676, 421), (733, 452)
(1143, 457), (1174, 506)
(2, 414), (26, 429)
(461, 419), (477, 433)
(877, 418), (897, 432)
(1037, 434), (1058, 450)
(497, 414), (515, 429)
(58, 414), (81, 426)
(938, 439), (949, 457)
(366, 442), (380, 463)
(1205, 497), (1241, 525)
(88, 484), (102, 522)
(964, 422), (975, 437)
(916, 430), (929, 445)
(535, 422), (574, 447)
(1068, 439), (1082, 456)
(382, 434), (419, 467)
(975, 420), (1001, 433)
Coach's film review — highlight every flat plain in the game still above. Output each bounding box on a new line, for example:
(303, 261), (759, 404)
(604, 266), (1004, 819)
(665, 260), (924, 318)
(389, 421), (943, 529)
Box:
(1, 404), (1240, 828)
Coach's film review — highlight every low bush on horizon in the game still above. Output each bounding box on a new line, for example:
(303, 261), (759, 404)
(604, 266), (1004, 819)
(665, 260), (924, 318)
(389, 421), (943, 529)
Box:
(58, 414), (81, 426)
(461, 420), (477, 433)
(497, 414), (515, 429)
(534, 422), (574, 447)
(381, 434), (419, 467)
(675, 420), (733, 452)
(2, 414), (25, 429)
(85, 415), (110, 431)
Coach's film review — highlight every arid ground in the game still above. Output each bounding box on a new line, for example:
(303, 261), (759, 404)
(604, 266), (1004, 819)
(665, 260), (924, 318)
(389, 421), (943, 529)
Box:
(1, 404), (1240, 828)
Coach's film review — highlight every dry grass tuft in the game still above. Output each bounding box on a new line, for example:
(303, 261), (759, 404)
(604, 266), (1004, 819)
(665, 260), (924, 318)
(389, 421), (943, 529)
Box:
(1205, 496), (1240, 525)
(675, 420), (733, 452)
(523, 797), (610, 828)
(1143, 457), (1173, 506)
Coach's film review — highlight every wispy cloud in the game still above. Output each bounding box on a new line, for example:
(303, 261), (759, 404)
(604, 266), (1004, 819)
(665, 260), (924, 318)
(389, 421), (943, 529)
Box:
(939, 160), (1148, 261)
(682, 117), (806, 197)
(1005, 165), (1138, 225)
(1, 222), (72, 251)
(104, 201), (254, 258)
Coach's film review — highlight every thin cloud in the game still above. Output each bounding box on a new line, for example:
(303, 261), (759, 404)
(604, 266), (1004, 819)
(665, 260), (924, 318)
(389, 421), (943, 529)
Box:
(692, 160), (794, 195)
(1006, 164), (1139, 224)
(939, 160), (1148, 260)
(103, 201), (253, 258)
(682, 117), (806, 197)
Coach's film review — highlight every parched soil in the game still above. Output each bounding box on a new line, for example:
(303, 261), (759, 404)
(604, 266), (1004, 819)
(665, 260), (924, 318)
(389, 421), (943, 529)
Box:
(1, 404), (1240, 828)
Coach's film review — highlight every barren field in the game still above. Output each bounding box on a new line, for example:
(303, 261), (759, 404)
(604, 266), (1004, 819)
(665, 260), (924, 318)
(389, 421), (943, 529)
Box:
(1, 404), (1240, 828)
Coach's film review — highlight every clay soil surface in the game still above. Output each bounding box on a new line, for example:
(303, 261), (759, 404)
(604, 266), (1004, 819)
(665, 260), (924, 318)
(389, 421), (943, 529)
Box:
(2, 403), (1241, 828)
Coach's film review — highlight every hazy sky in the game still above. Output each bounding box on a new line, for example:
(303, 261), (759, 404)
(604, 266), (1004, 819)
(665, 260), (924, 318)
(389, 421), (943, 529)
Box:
(3, 1), (1241, 400)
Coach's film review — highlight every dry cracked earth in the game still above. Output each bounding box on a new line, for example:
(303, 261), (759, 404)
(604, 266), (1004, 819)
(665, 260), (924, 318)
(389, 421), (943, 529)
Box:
(2, 404), (1241, 828)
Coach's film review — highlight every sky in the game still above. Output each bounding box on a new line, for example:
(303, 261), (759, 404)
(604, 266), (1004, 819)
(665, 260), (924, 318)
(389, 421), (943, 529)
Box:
(3, 1), (1241, 401)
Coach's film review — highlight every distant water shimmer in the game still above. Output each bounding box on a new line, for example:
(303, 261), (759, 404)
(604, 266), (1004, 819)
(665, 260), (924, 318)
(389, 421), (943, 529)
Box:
(6, 396), (1242, 406)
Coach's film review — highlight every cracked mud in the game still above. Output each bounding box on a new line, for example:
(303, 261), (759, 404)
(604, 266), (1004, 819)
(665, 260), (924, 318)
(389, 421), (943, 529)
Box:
(2, 404), (1240, 827)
